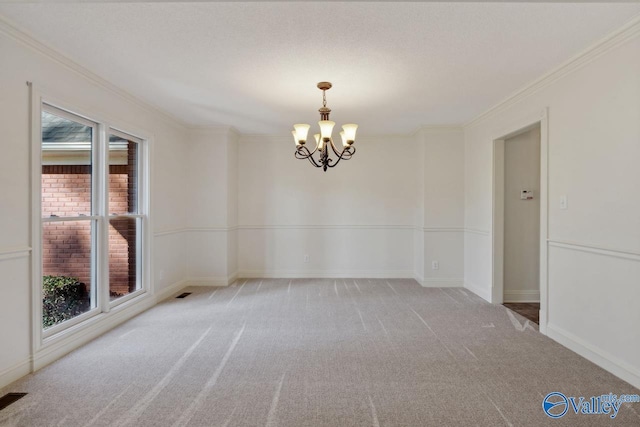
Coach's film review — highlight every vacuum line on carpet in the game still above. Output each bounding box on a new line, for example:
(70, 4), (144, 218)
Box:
(486, 395), (513, 427)
(265, 374), (286, 427)
(221, 406), (238, 427)
(226, 280), (247, 306)
(368, 395), (381, 427)
(409, 308), (436, 336)
(113, 326), (213, 427)
(353, 279), (362, 294)
(440, 288), (461, 304)
(84, 384), (132, 427)
(356, 307), (367, 331)
(172, 324), (246, 427)
(376, 315), (389, 337)
(462, 344), (478, 360)
(385, 281), (399, 295)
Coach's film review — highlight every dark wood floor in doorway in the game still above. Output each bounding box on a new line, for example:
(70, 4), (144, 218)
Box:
(503, 302), (540, 324)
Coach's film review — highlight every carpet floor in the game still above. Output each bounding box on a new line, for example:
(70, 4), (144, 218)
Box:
(1, 279), (639, 426)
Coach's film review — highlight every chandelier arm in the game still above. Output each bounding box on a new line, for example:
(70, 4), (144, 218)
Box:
(295, 144), (318, 159)
(328, 137), (343, 157)
(327, 146), (356, 168)
(339, 145), (356, 160)
(307, 153), (322, 168)
(295, 149), (311, 160)
(339, 146), (355, 160)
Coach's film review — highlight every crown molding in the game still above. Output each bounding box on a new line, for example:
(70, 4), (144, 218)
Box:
(465, 13), (640, 128)
(0, 15), (187, 131)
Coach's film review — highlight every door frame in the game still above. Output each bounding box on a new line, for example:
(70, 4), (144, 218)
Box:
(491, 108), (549, 334)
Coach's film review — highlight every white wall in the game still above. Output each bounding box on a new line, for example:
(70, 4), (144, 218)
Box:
(464, 24), (640, 388)
(236, 135), (421, 278)
(0, 21), (188, 387)
(503, 126), (540, 302)
(185, 128), (238, 285)
(420, 128), (465, 286)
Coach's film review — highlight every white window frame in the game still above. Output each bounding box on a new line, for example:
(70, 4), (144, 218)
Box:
(31, 87), (152, 356)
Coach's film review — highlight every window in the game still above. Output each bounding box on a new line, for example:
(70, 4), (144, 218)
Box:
(39, 103), (148, 337)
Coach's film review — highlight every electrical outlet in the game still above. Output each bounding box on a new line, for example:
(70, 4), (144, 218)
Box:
(432, 261), (439, 270)
(304, 254), (310, 263)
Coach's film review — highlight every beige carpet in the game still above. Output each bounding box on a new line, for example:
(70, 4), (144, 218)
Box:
(1, 279), (639, 426)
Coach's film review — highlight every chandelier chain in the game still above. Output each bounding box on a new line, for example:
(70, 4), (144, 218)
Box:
(322, 90), (327, 108)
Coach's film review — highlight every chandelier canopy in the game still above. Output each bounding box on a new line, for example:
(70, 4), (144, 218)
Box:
(292, 82), (358, 172)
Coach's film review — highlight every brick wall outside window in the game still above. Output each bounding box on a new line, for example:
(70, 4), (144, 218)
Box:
(42, 163), (136, 296)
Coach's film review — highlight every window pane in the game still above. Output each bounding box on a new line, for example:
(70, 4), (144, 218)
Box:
(109, 217), (140, 300)
(42, 220), (95, 329)
(109, 135), (139, 215)
(41, 111), (92, 218)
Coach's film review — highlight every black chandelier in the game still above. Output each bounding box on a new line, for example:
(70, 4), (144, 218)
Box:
(292, 82), (358, 172)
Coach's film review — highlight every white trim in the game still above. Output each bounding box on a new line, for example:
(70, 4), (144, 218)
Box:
(465, 14), (640, 128)
(503, 289), (540, 303)
(464, 228), (490, 236)
(547, 323), (640, 391)
(156, 225), (424, 234)
(185, 276), (236, 287)
(548, 240), (640, 262)
(33, 294), (156, 371)
(237, 224), (415, 230)
(418, 278), (464, 288)
(490, 108), (549, 334)
(154, 279), (190, 302)
(187, 226), (238, 232)
(31, 86), (153, 362)
(42, 215), (101, 223)
(31, 82), (44, 361)
(464, 280), (491, 302)
(422, 227), (464, 233)
(0, 358), (32, 390)
(153, 228), (187, 237)
(237, 270), (415, 279)
(0, 247), (31, 262)
(0, 15), (185, 131)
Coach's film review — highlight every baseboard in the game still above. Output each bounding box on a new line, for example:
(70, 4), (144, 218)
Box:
(154, 279), (189, 302)
(237, 270), (415, 279)
(185, 276), (235, 287)
(418, 278), (464, 287)
(504, 289), (540, 303)
(464, 280), (491, 302)
(33, 294), (156, 371)
(0, 358), (32, 389)
(547, 323), (640, 390)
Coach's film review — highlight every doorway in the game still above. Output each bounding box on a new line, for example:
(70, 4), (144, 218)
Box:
(492, 109), (548, 332)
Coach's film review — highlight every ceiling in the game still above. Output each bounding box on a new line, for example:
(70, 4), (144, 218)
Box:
(1, 1), (639, 135)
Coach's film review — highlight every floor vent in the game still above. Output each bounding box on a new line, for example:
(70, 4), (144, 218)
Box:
(0, 393), (27, 411)
(176, 292), (192, 299)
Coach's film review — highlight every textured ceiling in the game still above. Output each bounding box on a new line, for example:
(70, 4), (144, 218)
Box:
(1, 2), (639, 135)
